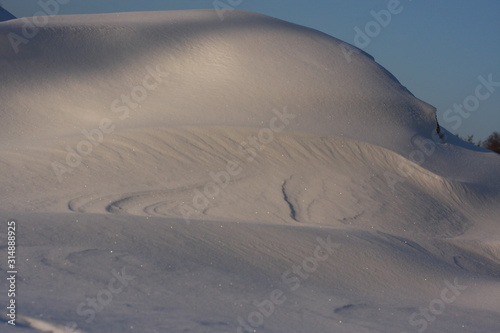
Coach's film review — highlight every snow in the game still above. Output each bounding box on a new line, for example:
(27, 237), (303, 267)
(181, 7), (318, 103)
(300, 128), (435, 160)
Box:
(0, 9), (499, 333)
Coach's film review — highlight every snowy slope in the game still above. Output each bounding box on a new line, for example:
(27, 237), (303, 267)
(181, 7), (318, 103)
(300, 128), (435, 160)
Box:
(0, 9), (499, 333)
(0, 10), (438, 151)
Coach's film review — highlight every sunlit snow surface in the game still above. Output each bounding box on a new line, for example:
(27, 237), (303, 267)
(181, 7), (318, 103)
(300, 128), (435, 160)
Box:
(0, 10), (499, 333)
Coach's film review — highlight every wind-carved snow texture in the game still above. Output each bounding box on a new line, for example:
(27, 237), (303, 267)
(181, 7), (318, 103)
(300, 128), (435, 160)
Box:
(281, 178), (298, 222)
(1, 9), (500, 333)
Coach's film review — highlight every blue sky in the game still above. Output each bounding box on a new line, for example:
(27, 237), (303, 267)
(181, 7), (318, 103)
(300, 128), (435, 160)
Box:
(2, 0), (499, 140)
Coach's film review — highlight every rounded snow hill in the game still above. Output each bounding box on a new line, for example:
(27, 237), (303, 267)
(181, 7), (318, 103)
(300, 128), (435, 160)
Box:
(0, 9), (438, 154)
(1, 10), (500, 333)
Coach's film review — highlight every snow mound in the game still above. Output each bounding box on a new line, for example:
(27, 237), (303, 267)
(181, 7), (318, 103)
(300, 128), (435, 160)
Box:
(1, 10), (499, 333)
(0, 10), (437, 154)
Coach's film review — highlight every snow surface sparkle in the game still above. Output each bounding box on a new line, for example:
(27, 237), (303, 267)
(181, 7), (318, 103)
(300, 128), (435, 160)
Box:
(0, 9), (499, 333)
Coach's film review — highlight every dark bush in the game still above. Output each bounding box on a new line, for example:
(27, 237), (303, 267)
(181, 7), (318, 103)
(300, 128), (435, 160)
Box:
(482, 132), (500, 154)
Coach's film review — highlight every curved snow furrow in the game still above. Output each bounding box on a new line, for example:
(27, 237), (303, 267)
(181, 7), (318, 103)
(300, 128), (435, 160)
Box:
(68, 189), (189, 217)
(105, 193), (178, 217)
(281, 177), (298, 222)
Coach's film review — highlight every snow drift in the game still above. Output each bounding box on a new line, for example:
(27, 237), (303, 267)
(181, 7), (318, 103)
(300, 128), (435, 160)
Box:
(0, 10), (438, 152)
(0, 9), (499, 333)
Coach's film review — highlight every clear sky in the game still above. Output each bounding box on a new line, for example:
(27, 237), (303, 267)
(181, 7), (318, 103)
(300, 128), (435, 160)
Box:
(2, 0), (499, 141)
